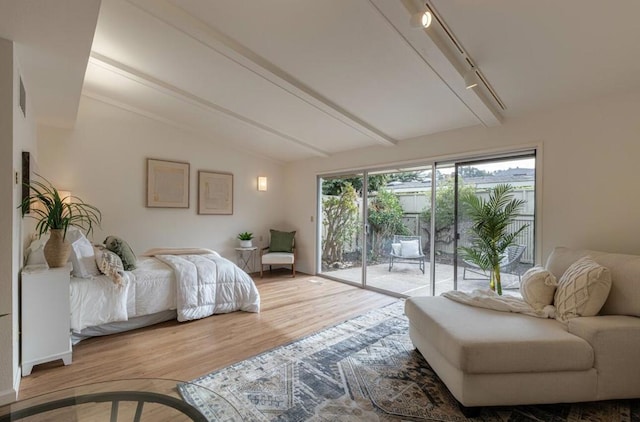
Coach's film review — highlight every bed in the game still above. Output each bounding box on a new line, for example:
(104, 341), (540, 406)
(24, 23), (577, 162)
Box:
(25, 231), (260, 344)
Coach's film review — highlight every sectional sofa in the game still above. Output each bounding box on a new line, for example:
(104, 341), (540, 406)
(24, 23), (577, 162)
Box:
(405, 246), (640, 407)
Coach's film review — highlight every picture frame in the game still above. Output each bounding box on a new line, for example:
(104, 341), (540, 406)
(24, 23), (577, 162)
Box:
(146, 158), (190, 208)
(198, 171), (233, 215)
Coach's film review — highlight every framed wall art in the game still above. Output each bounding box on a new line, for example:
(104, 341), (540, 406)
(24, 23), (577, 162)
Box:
(146, 158), (190, 208)
(198, 171), (233, 215)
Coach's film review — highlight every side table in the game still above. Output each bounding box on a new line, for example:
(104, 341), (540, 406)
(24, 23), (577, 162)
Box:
(235, 246), (258, 273)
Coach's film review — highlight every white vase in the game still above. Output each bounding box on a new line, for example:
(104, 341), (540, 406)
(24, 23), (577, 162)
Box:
(240, 240), (252, 248)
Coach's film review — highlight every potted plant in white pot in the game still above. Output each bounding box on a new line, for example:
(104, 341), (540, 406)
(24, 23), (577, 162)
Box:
(458, 184), (528, 295)
(237, 232), (254, 248)
(20, 175), (102, 268)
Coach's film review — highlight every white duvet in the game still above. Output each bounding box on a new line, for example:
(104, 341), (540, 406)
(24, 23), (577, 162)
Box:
(155, 253), (260, 321)
(70, 252), (260, 331)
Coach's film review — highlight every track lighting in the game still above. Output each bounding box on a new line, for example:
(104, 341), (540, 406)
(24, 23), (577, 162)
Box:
(410, 9), (432, 29)
(464, 68), (479, 89)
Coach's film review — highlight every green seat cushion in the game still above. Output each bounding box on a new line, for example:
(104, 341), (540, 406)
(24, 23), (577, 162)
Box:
(269, 229), (296, 253)
(104, 235), (137, 270)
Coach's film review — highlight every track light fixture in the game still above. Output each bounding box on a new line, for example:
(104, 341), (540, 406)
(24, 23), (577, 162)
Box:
(410, 8), (433, 29)
(464, 68), (479, 89)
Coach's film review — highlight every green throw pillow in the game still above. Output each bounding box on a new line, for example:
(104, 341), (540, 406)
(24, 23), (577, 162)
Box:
(104, 235), (137, 271)
(269, 229), (296, 253)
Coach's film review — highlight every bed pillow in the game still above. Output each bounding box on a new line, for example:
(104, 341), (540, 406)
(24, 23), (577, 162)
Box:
(520, 266), (558, 310)
(97, 248), (125, 286)
(400, 240), (420, 257)
(554, 256), (612, 322)
(67, 228), (100, 278)
(104, 235), (137, 270)
(24, 233), (50, 267)
(269, 230), (296, 253)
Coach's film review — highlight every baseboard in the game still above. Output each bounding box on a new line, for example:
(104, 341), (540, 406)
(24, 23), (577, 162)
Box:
(14, 365), (21, 397)
(0, 367), (21, 406)
(0, 386), (17, 406)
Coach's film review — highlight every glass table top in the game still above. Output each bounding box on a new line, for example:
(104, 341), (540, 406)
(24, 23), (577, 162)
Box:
(0, 378), (239, 421)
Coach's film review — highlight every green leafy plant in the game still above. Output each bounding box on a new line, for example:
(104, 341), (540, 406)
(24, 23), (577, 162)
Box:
(458, 184), (528, 295)
(20, 175), (102, 240)
(237, 232), (254, 241)
(322, 183), (359, 266)
(367, 188), (409, 260)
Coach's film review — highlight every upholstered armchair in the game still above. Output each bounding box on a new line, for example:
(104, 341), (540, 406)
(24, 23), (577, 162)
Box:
(260, 229), (296, 277)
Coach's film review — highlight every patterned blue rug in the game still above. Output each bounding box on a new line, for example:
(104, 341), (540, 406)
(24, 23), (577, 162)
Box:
(179, 301), (640, 421)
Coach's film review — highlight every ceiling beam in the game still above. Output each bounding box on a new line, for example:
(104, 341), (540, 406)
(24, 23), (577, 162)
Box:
(126, 0), (398, 147)
(89, 53), (331, 158)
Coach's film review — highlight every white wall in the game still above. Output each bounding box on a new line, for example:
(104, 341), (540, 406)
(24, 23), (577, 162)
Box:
(285, 91), (640, 274)
(0, 38), (39, 406)
(37, 96), (286, 269)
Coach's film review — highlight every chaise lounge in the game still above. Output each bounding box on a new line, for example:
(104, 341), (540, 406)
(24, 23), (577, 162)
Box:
(405, 246), (640, 408)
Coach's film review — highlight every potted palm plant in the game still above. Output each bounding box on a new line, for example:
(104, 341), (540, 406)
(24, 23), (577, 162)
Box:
(20, 175), (102, 268)
(459, 184), (528, 295)
(237, 232), (254, 248)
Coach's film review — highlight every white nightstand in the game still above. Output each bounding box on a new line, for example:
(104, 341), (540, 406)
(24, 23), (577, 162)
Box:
(235, 247), (258, 273)
(21, 263), (72, 376)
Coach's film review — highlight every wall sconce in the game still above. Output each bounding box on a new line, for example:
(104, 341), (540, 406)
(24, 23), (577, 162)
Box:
(58, 190), (72, 204)
(257, 176), (268, 192)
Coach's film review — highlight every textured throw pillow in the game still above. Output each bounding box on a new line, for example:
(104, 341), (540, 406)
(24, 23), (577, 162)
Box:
(104, 235), (137, 270)
(269, 230), (296, 253)
(554, 256), (612, 322)
(520, 266), (558, 310)
(400, 240), (420, 257)
(97, 248), (125, 286)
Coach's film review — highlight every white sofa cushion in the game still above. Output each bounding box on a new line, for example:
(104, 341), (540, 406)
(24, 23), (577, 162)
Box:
(554, 256), (612, 322)
(568, 315), (640, 400)
(520, 266), (558, 310)
(405, 296), (594, 374)
(546, 247), (640, 317)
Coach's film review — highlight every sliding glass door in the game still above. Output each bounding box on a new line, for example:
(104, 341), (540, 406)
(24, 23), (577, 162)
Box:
(319, 174), (364, 286)
(318, 151), (536, 297)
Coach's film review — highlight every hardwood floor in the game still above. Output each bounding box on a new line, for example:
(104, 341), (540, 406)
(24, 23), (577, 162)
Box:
(17, 271), (397, 401)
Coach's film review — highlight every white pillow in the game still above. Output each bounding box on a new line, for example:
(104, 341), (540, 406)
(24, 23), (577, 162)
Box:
(520, 266), (558, 310)
(400, 240), (420, 257)
(25, 233), (50, 267)
(554, 256), (612, 322)
(391, 243), (401, 255)
(67, 228), (100, 278)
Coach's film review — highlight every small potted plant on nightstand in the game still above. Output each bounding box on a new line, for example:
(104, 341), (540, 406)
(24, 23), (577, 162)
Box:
(237, 232), (254, 248)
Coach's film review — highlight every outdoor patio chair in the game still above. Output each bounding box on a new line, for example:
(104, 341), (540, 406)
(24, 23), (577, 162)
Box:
(462, 244), (527, 282)
(388, 235), (426, 274)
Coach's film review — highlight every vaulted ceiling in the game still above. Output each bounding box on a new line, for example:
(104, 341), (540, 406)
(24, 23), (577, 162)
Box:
(4, 0), (640, 163)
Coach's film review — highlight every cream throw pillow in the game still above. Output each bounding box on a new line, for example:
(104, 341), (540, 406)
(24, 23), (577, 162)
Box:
(554, 256), (612, 322)
(400, 240), (420, 257)
(520, 266), (558, 310)
(97, 248), (125, 286)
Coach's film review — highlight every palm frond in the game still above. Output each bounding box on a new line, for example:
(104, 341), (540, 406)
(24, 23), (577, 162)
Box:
(19, 174), (102, 239)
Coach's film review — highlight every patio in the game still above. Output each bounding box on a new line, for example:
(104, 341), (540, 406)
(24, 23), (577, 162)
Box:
(321, 260), (527, 297)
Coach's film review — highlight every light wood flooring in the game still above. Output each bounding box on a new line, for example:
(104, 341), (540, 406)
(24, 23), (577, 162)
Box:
(17, 271), (397, 401)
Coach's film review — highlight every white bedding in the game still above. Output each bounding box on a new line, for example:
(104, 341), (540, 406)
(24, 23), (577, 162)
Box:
(70, 252), (260, 332)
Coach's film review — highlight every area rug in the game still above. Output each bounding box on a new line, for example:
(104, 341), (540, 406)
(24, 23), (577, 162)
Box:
(179, 301), (640, 421)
